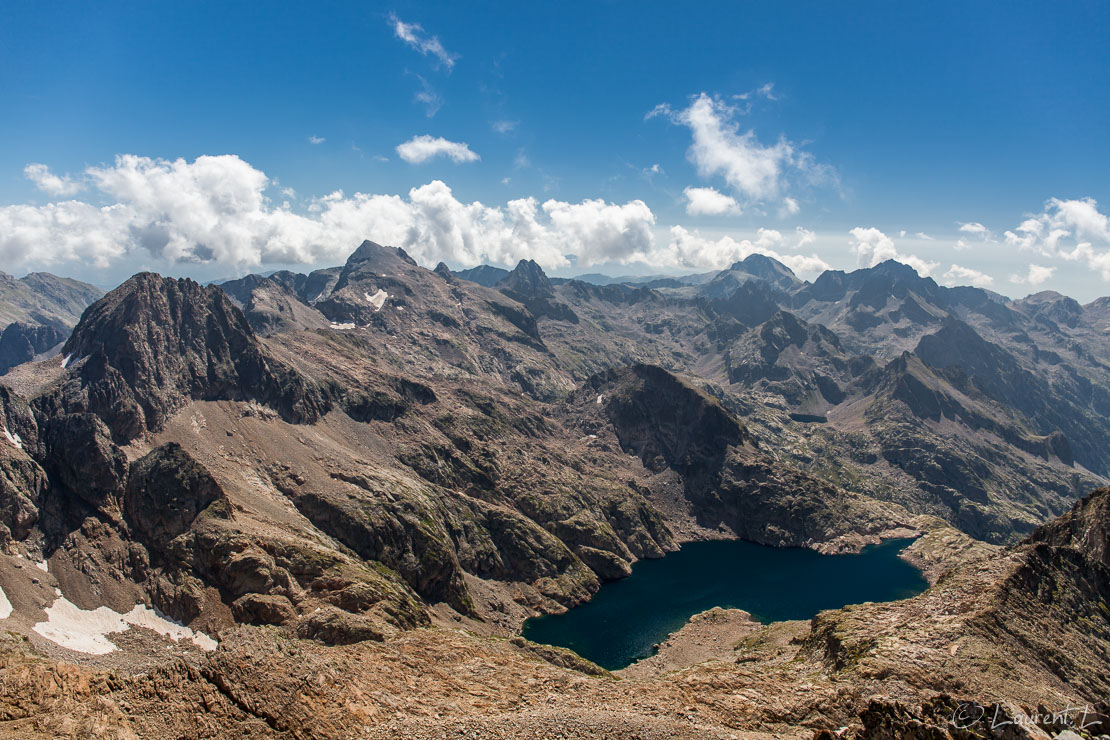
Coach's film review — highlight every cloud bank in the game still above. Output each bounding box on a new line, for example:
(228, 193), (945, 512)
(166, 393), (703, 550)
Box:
(0, 155), (844, 277)
(8, 154), (1107, 299)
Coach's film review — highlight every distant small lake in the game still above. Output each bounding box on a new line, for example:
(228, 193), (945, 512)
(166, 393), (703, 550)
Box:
(522, 537), (926, 670)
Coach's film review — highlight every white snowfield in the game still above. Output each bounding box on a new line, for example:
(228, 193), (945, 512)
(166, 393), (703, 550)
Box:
(365, 289), (388, 310)
(2, 426), (23, 450)
(0, 586), (12, 619)
(32, 597), (218, 655)
(329, 322), (356, 330)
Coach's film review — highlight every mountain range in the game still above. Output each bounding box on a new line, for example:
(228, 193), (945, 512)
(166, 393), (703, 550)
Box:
(0, 243), (1108, 738)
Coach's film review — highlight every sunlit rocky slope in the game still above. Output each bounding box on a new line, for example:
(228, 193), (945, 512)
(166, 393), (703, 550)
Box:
(0, 241), (1108, 737)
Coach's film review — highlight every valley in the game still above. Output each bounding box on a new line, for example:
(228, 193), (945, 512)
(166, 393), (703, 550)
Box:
(0, 243), (1108, 737)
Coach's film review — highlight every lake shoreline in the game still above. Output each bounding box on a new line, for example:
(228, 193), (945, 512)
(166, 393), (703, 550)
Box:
(522, 536), (929, 670)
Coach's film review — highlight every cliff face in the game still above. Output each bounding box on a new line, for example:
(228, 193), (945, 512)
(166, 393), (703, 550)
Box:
(44, 273), (327, 441)
(584, 364), (911, 550)
(0, 322), (66, 375)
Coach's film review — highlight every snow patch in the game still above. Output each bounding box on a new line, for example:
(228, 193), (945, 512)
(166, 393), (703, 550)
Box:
(596, 394), (604, 405)
(35, 559), (48, 573)
(329, 322), (356, 330)
(0, 585), (11, 619)
(33, 597), (218, 655)
(2, 427), (22, 450)
(61, 353), (73, 368)
(365, 289), (388, 311)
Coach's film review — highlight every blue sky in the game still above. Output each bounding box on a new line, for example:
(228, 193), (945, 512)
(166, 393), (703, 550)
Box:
(2, 1), (1109, 298)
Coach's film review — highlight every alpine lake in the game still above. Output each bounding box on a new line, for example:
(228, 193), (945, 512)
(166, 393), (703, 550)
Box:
(522, 537), (927, 671)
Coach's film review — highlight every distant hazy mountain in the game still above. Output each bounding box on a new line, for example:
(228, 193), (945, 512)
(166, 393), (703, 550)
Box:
(0, 271), (103, 374)
(0, 271), (102, 330)
(453, 264), (510, 286)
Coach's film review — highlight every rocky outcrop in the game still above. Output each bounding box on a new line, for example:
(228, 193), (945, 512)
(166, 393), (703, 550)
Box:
(588, 364), (747, 479)
(721, 310), (870, 409)
(980, 487), (1110, 699)
(587, 364), (907, 549)
(41, 273), (327, 441)
(497, 259), (579, 323)
(39, 412), (128, 524)
(0, 387), (44, 543)
(0, 322), (66, 374)
(241, 276), (329, 335)
(124, 443), (228, 544)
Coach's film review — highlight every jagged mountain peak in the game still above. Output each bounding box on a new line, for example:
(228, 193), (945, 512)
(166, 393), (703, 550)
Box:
(328, 241), (422, 297)
(868, 258), (926, 281)
(494, 259), (578, 323)
(1014, 290), (1084, 328)
(728, 253), (799, 283)
(730, 253), (782, 272)
(53, 272), (327, 441)
(347, 239), (418, 267)
(698, 254), (801, 299)
(497, 258), (555, 298)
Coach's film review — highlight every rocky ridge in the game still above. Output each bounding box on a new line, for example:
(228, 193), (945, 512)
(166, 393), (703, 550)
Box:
(0, 244), (1108, 737)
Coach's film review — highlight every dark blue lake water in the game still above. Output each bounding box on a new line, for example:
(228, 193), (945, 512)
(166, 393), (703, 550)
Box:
(522, 537), (926, 670)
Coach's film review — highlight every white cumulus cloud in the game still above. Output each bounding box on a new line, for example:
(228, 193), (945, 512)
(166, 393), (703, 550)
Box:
(1010, 263), (1056, 286)
(958, 221), (991, 238)
(649, 92), (832, 207)
(24, 163), (84, 196)
(1003, 197), (1110, 279)
(942, 264), (994, 288)
(683, 186), (740, 216)
(396, 135), (479, 164)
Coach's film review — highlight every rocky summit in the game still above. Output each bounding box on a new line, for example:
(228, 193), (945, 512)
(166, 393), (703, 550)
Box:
(1, 247), (1109, 738)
